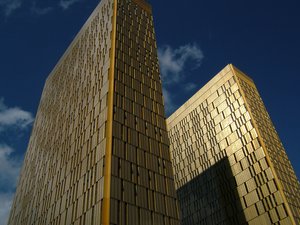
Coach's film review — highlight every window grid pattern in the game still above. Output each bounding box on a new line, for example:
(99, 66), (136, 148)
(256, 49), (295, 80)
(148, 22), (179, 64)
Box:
(236, 70), (300, 225)
(109, 0), (180, 225)
(167, 65), (296, 225)
(8, 0), (180, 225)
(8, 0), (114, 224)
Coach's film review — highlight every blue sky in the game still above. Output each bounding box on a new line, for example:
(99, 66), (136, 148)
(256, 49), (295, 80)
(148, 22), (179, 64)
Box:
(0, 0), (300, 224)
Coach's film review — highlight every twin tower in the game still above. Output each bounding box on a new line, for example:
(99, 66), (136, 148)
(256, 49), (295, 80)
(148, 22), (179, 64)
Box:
(8, 0), (300, 225)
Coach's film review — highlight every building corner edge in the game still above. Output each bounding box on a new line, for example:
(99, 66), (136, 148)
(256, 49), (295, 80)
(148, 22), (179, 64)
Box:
(102, 0), (118, 224)
(230, 64), (297, 225)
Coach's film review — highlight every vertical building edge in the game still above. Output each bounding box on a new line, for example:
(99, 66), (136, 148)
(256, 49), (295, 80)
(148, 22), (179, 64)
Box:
(230, 64), (297, 225)
(102, 0), (118, 224)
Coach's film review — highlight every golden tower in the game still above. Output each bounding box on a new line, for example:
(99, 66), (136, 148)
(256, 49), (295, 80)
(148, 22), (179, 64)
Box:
(167, 64), (300, 225)
(8, 0), (180, 224)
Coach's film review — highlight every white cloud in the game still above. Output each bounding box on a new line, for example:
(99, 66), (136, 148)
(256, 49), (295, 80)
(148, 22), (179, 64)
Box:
(59, 0), (81, 10)
(163, 88), (176, 116)
(0, 0), (79, 16)
(158, 43), (204, 85)
(158, 43), (204, 116)
(0, 192), (15, 225)
(0, 145), (22, 225)
(184, 82), (197, 92)
(0, 0), (22, 16)
(0, 98), (32, 224)
(31, 2), (53, 15)
(0, 145), (22, 188)
(0, 98), (34, 132)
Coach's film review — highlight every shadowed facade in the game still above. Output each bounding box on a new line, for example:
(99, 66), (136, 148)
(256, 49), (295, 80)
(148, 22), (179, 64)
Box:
(177, 157), (247, 225)
(167, 64), (300, 225)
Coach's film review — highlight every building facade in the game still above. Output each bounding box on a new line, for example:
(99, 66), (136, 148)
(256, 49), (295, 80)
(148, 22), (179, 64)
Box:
(8, 0), (180, 225)
(167, 64), (300, 225)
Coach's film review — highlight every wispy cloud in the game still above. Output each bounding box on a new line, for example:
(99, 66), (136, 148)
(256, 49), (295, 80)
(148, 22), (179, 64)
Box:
(184, 82), (197, 92)
(162, 88), (176, 116)
(158, 43), (204, 85)
(0, 0), (22, 16)
(0, 98), (32, 225)
(31, 2), (53, 16)
(158, 43), (204, 115)
(0, 145), (23, 225)
(0, 98), (34, 132)
(0, 0), (80, 17)
(59, 0), (81, 10)
(0, 192), (16, 225)
(0, 145), (22, 190)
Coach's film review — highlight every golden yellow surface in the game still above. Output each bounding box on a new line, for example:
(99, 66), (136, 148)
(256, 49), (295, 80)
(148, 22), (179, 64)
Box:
(102, 0), (117, 224)
(167, 64), (300, 225)
(107, 0), (180, 224)
(9, 1), (114, 224)
(233, 65), (300, 225)
(8, 0), (180, 225)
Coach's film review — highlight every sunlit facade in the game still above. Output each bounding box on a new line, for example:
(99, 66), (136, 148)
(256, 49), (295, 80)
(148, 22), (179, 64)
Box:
(167, 64), (300, 225)
(8, 0), (180, 225)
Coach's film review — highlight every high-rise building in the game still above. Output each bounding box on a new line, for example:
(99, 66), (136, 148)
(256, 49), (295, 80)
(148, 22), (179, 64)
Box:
(167, 64), (300, 225)
(8, 0), (180, 225)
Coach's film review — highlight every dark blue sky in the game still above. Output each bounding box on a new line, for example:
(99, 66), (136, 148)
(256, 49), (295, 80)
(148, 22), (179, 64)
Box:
(0, 0), (299, 220)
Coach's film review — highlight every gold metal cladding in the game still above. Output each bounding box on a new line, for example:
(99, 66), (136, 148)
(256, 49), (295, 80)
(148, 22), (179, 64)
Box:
(132, 0), (152, 13)
(230, 64), (297, 225)
(102, 0), (117, 224)
(167, 64), (299, 224)
(8, 0), (180, 224)
(8, 0), (114, 223)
